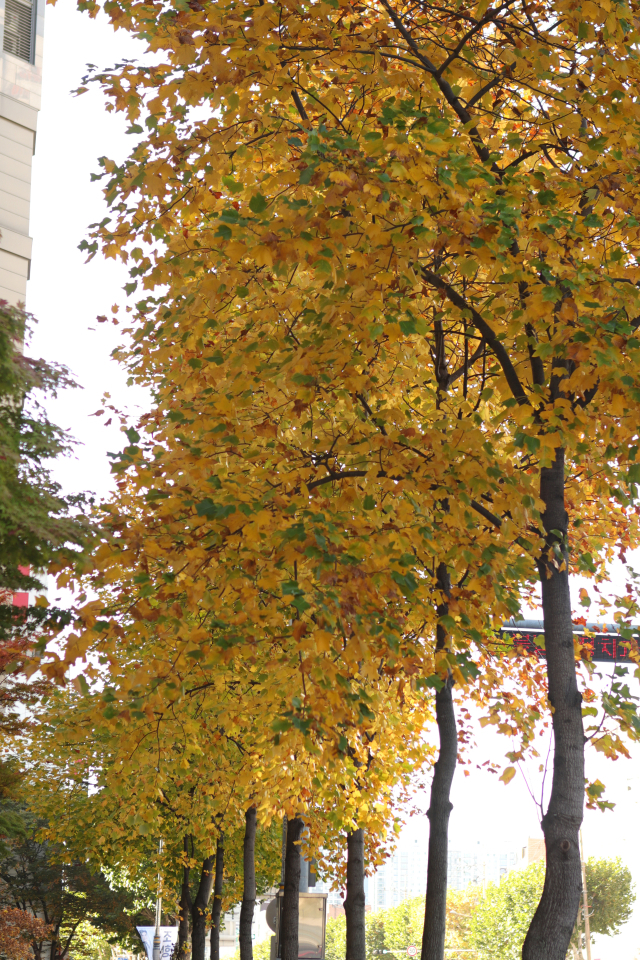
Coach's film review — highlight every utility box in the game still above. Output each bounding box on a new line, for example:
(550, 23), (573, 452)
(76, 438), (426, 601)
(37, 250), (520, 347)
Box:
(269, 892), (327, 960)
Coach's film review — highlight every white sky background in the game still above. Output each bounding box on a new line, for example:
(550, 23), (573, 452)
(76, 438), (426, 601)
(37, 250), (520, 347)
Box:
(25, 6), (640, 959)
(28, 2), (149, 500)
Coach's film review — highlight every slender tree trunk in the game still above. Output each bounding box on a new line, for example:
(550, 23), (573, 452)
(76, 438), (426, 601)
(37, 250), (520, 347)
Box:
(177, 836), (192, 960)
(421, 563), (456, 960)
(191, 855), (215, 960)
(344, 828), (366, 960)
(240, 807), (257, 960)
(281, 815), (303, 960)
(210, 833), (225, 960)
(523, 449), (584, 960)
(50, 924), (61, 960)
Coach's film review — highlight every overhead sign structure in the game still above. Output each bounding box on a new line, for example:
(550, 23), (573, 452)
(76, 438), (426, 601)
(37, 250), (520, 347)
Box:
(497, 620), (639, 664)
(136, 927), (179, 960)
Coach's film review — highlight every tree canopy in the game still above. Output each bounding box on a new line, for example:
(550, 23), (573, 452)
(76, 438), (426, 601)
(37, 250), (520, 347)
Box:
(29, 0), (640, 954)
(468, 857), (635, 960)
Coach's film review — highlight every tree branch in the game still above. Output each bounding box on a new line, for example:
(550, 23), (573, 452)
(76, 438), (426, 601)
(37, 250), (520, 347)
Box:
(469, 499), (502, 529)
(421, 267), (530, 405)
(291, 90), (308, 122)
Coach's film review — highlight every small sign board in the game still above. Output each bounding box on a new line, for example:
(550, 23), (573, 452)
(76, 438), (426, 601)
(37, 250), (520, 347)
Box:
(136, 927), (179, 960)
(407, 947), (418, 957)
(498, 623), (639, 663)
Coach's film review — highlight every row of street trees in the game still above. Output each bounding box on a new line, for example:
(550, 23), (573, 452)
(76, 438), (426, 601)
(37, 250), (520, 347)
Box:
(5, 0), (640, 955)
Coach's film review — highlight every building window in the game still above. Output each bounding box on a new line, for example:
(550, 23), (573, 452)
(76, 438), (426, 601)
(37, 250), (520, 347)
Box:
(3, 0), (35, 63)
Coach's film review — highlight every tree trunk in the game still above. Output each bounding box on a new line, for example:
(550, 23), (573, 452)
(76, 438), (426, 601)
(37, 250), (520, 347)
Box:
(209, 834), (225, 960)
(523, 449), (584, 960)
(421, 563), (456, 960)
(239, 807), (257, 960)
(344, 828), (366, 960)
(177, 836), (192, 960)
(191, 855), (215, 960)
(281, 815), (303, 960)
(50, 927), (60, 960)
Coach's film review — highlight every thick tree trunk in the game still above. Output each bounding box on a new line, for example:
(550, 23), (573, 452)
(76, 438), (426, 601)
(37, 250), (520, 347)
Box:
(281, 815), (303, 960)
(177, 836), (192, 960)
(239, 807), (257, 960)
(344, 829), (366, 960)
(209, 834), (225, 960)
(523, 449), (584, 960)
(191, 855), (215, 960)
(421, 563), (456, 960)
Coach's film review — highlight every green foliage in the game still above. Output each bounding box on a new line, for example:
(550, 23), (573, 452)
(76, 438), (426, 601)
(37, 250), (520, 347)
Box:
(378, 897), (423, 960)
(324, 913), (345, 960)
(246, 934), (272, 960)
(579, 857), (635, 938)
(0, 301), (91, 601)
(0, 802), (154, 957)
(468, 857), (635, 960)
(469, 861), (546, 960)
(364, 911), (385, 960)
(0, 761), (26, 858)
(61, 920), (115, 960)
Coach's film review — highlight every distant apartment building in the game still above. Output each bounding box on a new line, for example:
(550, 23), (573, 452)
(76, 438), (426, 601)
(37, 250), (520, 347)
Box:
(1, 0), (43, 305)
(362, 833), (521, 908)
(313, 833), (429, 914)
(366, 835), (429, 911)
(447, 840), (520, 891)
(315, 831), (523, 914)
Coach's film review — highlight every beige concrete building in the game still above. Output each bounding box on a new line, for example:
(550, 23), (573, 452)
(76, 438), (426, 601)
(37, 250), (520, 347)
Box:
(0, 0), (43, 305)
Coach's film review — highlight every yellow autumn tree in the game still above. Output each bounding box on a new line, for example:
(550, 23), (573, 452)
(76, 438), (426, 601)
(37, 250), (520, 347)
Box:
(40, 0), (640, 957)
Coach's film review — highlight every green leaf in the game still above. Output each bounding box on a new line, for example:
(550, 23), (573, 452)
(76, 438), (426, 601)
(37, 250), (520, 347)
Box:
(399, 316), (427, 336)
(281, 580), (303, 596)
(586, 135), (608, 153)
(299, 164), (318, 184)
(627, 463), (640, 484)
(271, 717), (291, 733)
(195, 498), (236, 519)
(391, 570), (418, 595)
(249, 193), (268, 214)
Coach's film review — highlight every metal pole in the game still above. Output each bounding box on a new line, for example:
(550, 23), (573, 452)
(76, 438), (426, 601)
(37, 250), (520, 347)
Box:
(153, 839), (164, 960)
(299, 823), (309, 893)
(299, 855), (309, 894)
(580, 832), (592, 960)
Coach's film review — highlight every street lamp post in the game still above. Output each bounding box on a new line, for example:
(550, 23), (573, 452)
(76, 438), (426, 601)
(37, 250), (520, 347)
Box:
(153, 839), (164, 960)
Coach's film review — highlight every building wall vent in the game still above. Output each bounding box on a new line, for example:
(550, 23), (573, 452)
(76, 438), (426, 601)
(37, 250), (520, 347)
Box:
(3, 0), (35, 63)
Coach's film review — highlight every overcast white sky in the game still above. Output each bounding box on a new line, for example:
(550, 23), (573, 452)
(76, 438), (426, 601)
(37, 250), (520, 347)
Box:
(28, 3), (149, 500)
(24, 6), (640, 958)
